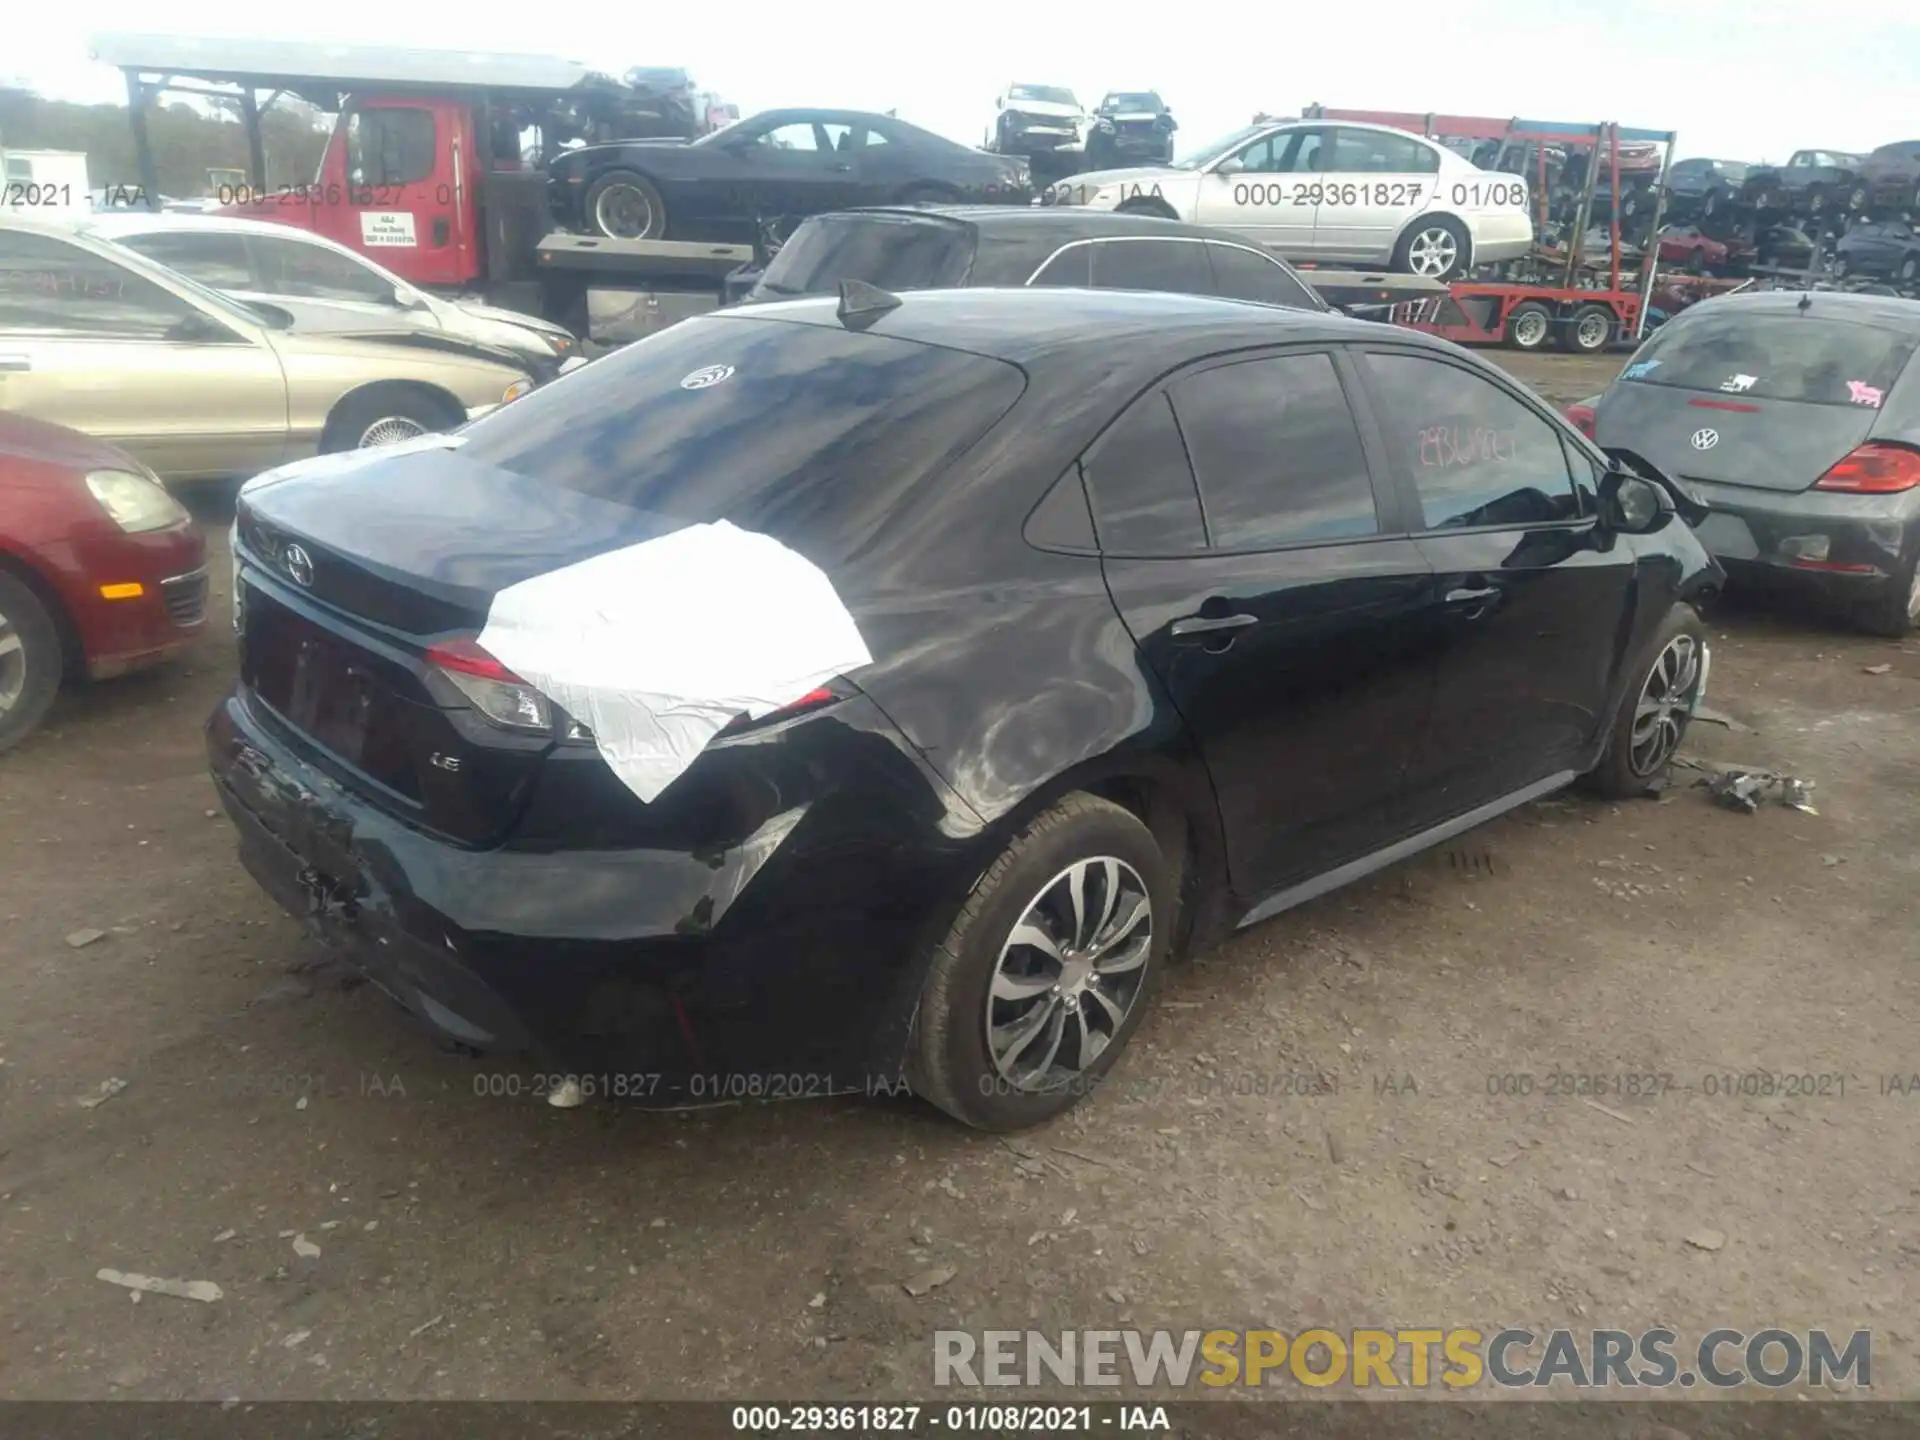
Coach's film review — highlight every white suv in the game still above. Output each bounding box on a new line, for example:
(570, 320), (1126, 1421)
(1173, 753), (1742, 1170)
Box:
(1047, 119), (1534, 279)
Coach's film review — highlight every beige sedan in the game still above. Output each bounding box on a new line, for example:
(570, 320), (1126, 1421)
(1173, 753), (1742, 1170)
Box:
(0, 214), (533, 483)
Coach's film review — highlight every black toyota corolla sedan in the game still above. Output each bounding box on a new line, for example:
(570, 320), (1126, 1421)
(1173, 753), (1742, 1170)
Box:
(1575, 291), (1920, 635)
(209, 287), (1719, 1131)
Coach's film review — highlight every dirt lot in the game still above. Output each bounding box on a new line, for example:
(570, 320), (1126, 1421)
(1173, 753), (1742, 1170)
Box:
(2, 351), (1917, 1402)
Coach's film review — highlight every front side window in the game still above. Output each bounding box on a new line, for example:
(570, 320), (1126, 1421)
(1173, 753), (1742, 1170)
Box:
(1027, 244), (1091, 287)
(1169, 353), (1379, 550)
(0, 231), (198, 337)
(1080, 392), (1206, 554)
(757, 122), (823, 152)
(346, 107), (436, 187)
(116, 231), (253, 291)
(1090, 239), (1213, 297)
(1362, 352), (1583, 530)
(249, 236), (397, 304)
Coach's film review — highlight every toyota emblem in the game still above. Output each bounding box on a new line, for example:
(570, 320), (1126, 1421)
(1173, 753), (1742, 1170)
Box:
(283, 542), (315, 588)
(1690, 428), (1720, 451)
(679, 364), (735, 390)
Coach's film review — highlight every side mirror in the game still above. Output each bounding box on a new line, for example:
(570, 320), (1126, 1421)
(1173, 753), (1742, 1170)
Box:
(1214, 156), (1245, 176)
(165, 310), (231, 344)
(995, 98), (1004, 110)
(393, 284), (429, 310)
(1599, 470), (1672, 534)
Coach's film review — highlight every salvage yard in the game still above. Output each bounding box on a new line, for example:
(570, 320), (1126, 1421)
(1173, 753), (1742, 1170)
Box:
(1, 352), (1917, 1401)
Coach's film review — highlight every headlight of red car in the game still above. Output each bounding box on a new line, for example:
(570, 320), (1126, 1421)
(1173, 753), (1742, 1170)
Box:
(85, 469), (190, 534)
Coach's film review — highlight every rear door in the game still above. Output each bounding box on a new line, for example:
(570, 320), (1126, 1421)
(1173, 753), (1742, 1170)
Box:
(1354, 346), (1633, 819)
(1594, 306), (1917, 509)
(1091, 347), (1435, 900)
(1312, 127), (1442, 263)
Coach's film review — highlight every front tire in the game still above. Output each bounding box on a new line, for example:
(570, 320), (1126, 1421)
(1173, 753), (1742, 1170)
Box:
(584, 169), (667, 240)
(0, 569), (63, 755)
(1395, 216), (1470, 279)
(1587, 604), (1707, 798)
(321, 386), (463, 453)
(906, 793), (1172, 1132)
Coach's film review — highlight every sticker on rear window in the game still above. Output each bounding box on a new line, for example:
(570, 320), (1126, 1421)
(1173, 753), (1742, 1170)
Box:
(680, 364), (735, 390)
(1720, 373), (1758, 393)
(1847, 380), (1883, 408)
(1623, 359), (1660, 379)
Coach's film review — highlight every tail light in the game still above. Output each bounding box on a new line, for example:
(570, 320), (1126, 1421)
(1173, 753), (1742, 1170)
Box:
(716, 686), (839, 738)
(1565, 402), (1597, 438)
(1813, 443), (1920, 494)
(426, 637), (561, 735)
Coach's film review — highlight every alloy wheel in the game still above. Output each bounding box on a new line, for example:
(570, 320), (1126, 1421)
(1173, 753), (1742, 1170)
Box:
(1629, 634), (1703, 776)
(0, 606), (25, 717)
(1510, 308), (1549, 348)
(1576, 310), (1612, 349)
(594, 183), (656, 240)
(357, 416), (429, 449)
(985, 856), (1153, 1092)
(1407, 227), (1459, 277)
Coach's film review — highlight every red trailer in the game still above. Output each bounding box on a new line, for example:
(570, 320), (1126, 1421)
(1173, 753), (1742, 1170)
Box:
(1303, 107), (1679, 353)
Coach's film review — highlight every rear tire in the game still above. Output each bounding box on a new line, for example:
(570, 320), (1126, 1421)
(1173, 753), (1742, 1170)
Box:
(906, 793), (1172, 1132)
(321, 386), (463, 454)
(0, 569), (63, 755)
(1586, 604), (1707, 798)
(1505, 300), (1554, 351)
(1394, 216), (1470, 279)
(1854, 552), (1920, 638)
(584, 169), (667, 240)
(1562, 303), (1616, 354)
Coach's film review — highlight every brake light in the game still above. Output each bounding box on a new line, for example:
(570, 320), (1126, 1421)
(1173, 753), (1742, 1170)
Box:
(1564, 402), (1597, 438)
(717, 686), (838, 737)
(426, 637), (555, 734)
(1813, 444), (1920, 494)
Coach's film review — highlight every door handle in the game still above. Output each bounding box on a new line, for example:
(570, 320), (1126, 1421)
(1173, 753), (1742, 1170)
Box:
(830, 163), (852, 172)
(0, 355), (30, 373)
(1171, 611), (1258, 638)
(1445, 585), (1500, 604)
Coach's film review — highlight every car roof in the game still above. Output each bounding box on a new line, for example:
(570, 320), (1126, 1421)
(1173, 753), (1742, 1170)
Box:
(834, 205), (1275, 247)
(78, 211), (321, 241)
(1686, 289), (1920, 331)
(716, 284), (1423, 367)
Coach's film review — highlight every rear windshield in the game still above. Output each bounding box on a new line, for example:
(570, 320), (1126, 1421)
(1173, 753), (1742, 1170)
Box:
(752, 214), (975, 298)
(1620, 307), (1917, 408)
(455, 313), (1025, 566)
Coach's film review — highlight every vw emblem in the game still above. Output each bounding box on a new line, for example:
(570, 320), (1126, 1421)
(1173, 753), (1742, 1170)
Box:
(679, 364), (735, 391)
(1690, 428), (1720, 451)
(282, 542), (315, 588)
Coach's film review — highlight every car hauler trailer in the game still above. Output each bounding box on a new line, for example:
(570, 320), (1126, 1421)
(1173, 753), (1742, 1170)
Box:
(90, 34), (744, 342)
(1304, 106), (1677, 352)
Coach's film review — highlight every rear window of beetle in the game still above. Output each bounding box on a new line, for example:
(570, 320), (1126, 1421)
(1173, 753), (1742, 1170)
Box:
(454, 314), (1025, 566)
(1620, 309), (1917, 408)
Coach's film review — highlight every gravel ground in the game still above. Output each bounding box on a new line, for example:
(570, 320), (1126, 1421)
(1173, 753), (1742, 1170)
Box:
(1, 352), (1916, 1402)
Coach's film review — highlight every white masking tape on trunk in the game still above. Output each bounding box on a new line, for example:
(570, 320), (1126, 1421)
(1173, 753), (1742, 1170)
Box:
(476, 520), (872, 804)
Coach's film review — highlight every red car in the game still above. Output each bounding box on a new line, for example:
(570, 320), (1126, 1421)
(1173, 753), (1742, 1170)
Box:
(0, 412), (207, 751)
(1656, 225), (1731, 273)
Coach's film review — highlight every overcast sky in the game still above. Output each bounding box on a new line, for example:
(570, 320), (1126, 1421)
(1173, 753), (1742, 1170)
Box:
(13, 2), (1920, 165)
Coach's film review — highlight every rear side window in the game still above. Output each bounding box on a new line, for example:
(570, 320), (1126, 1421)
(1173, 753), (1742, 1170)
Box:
(116, 231), (253, 290)
(1205, 243), (1323, 311)
(752, 215), (974, 297)
(1169, 353), (1379, 549)
(1330, 129), (1440, 175)
(456, 315), (1025, 567)
(1091, 239), (1213, 296)
(1362, 352), (1584, 529)
(1081, 392), (1206, 553)
(1622, 307), (1918, 408)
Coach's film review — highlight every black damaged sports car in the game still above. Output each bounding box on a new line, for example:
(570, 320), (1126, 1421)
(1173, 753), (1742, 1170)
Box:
(209, 287), (1719, 1131)
(548, 108), (1032, 245)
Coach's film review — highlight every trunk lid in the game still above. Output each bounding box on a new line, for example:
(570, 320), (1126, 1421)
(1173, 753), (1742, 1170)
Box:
(1594, 306), (1915, 493)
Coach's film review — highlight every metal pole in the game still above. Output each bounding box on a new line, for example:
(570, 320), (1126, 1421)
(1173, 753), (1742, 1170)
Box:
(125, 70), (160, 212)
(1608, 123), (1621, 292)
(1563, 125), (1601, 289)
(240, 89), (267, 191)
(1637, 130), (1677, 340)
